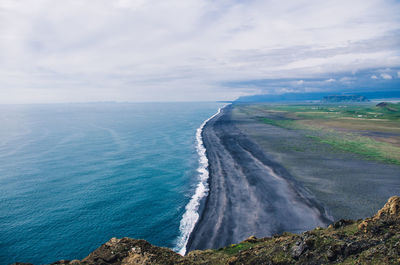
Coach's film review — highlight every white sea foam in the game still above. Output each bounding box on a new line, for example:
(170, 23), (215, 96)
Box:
(174, 105), (226, 256)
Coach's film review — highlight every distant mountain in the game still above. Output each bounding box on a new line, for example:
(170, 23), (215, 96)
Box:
(235, 92), (331, 102)
(321, 95), (369, 103)
(376, 102), (400, 112)
(235, 90), (400, 103)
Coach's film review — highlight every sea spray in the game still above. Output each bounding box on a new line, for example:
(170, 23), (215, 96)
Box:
(174, 105), (226, 255)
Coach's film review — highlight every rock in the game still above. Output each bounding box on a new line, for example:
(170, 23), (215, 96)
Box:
(332, 219), (353, 229)
(304, 238), (315, 249)
(81, 237), (184, 265)
(374, 196), (400, 219)
(358, 220), (369, 232)
(326, 244), (344, 261)
(359, 196), (400, 232)
(291, 240), (308, 259)
(105, 237), (120, 247)
(383, 232), (393, 240)
(326, 246), (338, 261)
(343, 242), (362, 257)
(244, 235), (257, 243)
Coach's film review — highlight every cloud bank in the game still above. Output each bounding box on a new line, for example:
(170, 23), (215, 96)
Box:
(1, 0), (400, 103)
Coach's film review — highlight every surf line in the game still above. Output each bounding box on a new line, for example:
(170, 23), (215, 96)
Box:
(174, 104), (228, 255)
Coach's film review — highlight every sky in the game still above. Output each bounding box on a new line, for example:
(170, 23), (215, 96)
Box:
(1, 0), (400, 103)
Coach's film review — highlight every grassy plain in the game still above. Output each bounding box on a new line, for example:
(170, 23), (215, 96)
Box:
(240, 102), (400, 165)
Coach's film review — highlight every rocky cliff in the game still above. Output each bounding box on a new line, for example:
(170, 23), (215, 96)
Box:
(14, 196), (400, 265)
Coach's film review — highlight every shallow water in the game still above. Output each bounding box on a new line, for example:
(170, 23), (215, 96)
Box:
(0, 102), (222, 264)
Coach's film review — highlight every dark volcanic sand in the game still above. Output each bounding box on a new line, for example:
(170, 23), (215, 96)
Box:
(232, 104), (400, 221)
(187, 105), (333, 251)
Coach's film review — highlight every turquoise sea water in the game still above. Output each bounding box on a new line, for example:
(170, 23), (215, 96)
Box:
(0, 102), (222, 264)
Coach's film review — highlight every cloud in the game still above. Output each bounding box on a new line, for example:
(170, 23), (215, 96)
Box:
(371, 75), (378, 79)
(339, 77), (356, 83)
(0, 0), (400, 103)
(296, 80), (305, 85)
(380, 73), (393, 79)
(398, 71), (400, 78)
(325, 78), (336, 82)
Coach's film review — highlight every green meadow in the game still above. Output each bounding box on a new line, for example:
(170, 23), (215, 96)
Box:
(237, 102), (400, 165)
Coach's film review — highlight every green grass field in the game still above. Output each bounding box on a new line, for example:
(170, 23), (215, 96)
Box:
(237, 102), (400, 165)
(254, 102), (400, 120)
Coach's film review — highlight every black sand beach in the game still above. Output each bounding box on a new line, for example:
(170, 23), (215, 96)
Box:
(187, 105), (333, 251)
(187, 103), (400, 252)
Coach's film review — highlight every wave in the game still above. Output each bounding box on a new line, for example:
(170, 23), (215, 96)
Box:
(174, 105), (226, 255)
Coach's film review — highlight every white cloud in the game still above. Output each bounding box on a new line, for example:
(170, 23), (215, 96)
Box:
(0, 0), (400, 103)
(296, 80), (305, 85)
(380, 73), (393, 79)
(371, 75), (378, 79)
(339, 77), (355, 83)
(398, 71), (400, 78)
(325, 78), (336, 82)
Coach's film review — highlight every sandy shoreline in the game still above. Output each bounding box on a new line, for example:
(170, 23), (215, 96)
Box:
(186, 105), (332, 252)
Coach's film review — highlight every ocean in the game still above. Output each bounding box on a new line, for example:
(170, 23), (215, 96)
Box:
(0, 102), (223, 264)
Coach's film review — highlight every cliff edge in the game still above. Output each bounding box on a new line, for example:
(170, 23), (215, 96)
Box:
(14, 196), (400, 265)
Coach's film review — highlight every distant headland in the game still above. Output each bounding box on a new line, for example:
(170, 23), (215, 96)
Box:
(235, 90), (400, 103)
(321, 95), (369, 103)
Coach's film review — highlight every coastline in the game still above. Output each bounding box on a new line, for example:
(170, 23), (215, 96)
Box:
(174, 105), (227, 255)
(186, 104), (333, 252)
